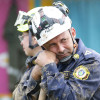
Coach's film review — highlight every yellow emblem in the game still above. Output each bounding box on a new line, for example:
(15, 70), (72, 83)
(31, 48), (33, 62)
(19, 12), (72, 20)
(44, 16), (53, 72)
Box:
(74, 54), (79, 59)
(73, 65), (90, 80)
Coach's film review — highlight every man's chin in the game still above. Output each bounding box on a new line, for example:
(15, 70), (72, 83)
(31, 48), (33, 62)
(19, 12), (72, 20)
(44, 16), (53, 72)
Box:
(57, 56), (67, 61)
(59, 55), (72, 63)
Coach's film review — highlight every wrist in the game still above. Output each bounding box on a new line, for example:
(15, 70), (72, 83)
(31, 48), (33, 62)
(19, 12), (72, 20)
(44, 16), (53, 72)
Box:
(31, 73), (41, 81)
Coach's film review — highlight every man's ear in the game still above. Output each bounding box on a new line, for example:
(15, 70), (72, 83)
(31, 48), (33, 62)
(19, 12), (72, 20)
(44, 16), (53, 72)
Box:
(71, 27), (76, 38)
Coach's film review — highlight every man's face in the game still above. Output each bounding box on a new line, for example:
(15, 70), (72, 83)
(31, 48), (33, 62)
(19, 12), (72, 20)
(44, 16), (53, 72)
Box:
(20, 32), (37, 56)
(43, 28), (76, 60)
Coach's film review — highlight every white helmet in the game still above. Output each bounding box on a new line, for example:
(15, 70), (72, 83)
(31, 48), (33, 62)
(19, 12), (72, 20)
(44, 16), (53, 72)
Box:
(30, 6), (72, 46)
(14, 7), (42, 49)
(14, 7), (41, 32)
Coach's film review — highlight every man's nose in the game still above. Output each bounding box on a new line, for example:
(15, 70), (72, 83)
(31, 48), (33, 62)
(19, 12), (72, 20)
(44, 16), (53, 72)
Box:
(20, 40), (23, 46)
(58, 45), (65, 53)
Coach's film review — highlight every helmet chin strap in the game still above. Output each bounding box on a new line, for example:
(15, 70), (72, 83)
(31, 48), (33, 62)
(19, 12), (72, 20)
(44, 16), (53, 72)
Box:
(60, 29), (76, 63)
(60, 55), (72, 63)
(60, 47), (75, 63)
(29, 25), (39, 49)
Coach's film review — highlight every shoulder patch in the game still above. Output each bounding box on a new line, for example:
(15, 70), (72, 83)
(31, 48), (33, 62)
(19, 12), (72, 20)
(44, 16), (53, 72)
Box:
(73, 65), (90, 80)
(85, 50), (92, 55)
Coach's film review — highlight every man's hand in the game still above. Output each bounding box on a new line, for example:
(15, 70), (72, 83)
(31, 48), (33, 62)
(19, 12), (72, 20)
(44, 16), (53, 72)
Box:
(35, 50), (58, 67)
(31, 64), (42, 80)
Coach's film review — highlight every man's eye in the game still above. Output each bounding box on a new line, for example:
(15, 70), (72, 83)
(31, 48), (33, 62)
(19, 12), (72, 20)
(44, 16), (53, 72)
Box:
(50, 44), (56, 47)
(49, 43), (56, 48)
(61, 38), (67, 42)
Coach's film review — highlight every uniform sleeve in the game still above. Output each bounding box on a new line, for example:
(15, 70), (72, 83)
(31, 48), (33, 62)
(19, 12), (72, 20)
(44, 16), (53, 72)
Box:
(40, 62), (100, 100)
(13, 67), (40, 100)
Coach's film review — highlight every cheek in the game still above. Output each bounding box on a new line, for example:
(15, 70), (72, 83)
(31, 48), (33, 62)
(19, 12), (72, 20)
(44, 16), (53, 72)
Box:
(63, 41), (73, 52)
(66, 42), (73, 52)
(24, 39), (29, 46)
(44, 45), (57, 53)
(23, 42), (29, 50)
(49, 48), (57, 53)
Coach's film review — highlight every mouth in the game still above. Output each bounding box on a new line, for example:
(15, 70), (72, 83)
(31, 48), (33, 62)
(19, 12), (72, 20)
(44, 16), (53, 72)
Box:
(56, 52), (71, 60)
(57, 54), (67, 60)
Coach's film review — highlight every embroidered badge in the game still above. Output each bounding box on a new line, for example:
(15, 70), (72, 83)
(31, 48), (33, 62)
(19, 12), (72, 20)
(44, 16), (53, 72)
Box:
(73, 65), (90, 80)
(73, 54), (79, 59)
(60, 71), (71, 79)
(85, 50), (92, 55)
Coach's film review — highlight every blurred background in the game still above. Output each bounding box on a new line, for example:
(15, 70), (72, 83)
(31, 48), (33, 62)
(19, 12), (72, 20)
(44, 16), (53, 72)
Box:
(0, 0), (100, 99)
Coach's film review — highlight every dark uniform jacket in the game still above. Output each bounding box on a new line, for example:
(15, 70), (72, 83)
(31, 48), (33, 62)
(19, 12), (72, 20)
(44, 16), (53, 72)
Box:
(13, 57), (40, 100)
(13, 38), (100, 100)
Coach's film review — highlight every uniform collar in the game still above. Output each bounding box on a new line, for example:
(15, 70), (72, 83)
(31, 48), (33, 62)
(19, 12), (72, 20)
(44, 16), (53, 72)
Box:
(75, 38), (93, 60)
(75, 38), (85, 56)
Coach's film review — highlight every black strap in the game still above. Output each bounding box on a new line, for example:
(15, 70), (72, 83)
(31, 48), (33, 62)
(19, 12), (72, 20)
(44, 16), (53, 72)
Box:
(29, 26), (39, 49)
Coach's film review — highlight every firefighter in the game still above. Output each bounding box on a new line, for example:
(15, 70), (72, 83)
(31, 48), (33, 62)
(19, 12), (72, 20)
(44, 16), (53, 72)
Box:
(28, 1), (100, 100)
